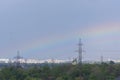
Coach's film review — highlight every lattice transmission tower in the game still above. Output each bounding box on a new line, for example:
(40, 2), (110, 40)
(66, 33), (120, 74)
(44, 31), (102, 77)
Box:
(14, 51), (23, 68)
(78, 38), (83, 65)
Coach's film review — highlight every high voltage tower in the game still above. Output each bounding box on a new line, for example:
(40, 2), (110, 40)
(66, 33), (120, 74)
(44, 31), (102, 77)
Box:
(78, 38), (83, 65)
(14, 51), (23, 68)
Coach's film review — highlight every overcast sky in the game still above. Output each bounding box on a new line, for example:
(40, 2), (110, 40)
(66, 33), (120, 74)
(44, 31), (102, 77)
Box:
(0, 0), (120, 61)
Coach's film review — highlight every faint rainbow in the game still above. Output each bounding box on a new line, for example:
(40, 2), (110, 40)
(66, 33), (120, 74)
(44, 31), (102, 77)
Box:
(20, 32), (77, 54)
(20, 22), (120, 54)
(80, 23), (120, 38)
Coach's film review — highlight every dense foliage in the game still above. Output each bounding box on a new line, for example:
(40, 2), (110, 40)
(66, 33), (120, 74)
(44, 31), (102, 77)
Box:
(0, 62), (120, 80)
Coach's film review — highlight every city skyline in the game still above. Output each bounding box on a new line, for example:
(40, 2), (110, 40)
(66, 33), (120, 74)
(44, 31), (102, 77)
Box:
(0, 0), (120, 61)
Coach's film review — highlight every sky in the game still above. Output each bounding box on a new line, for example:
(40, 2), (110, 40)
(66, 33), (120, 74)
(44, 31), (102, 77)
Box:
(0, 0), (120, 61)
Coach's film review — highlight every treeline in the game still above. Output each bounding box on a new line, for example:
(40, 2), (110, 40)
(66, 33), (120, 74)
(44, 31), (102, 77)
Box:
(0, 61), (120, 80)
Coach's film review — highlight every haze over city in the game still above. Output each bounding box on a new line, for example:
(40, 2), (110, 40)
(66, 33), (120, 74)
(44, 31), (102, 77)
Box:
(0, 0), (120, 61)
